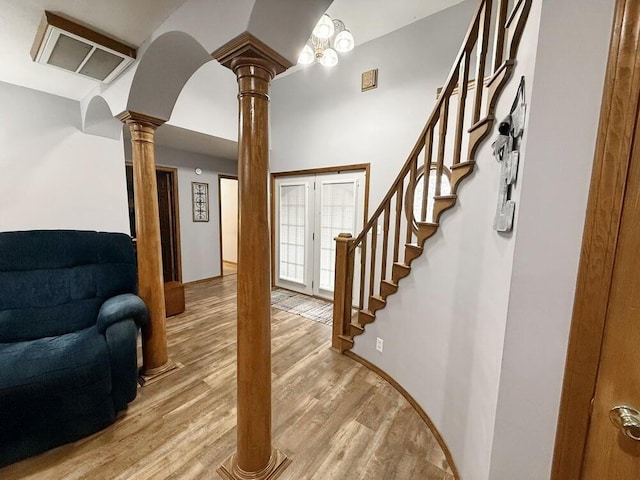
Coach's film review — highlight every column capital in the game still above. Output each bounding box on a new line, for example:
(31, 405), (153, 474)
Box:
(211, 32), (292, 77)
(117, 110), (166, 129)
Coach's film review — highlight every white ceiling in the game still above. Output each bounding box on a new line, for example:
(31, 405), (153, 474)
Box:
(122, 123), (238, 160)
(0, 0), (465, 159)
(156, 125), (238, 160)
(0, 0), (188, 101)
(328, 0), (465, 47)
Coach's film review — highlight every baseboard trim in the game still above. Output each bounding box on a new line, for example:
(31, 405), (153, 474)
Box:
(184, 275), (222, 286)
(344, 350), (460, 480)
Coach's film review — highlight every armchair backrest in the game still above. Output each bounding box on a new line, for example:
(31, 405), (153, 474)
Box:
(0, 230), (137, 342)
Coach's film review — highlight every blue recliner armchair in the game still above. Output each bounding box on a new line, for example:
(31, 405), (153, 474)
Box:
(0, 230), (148, 467)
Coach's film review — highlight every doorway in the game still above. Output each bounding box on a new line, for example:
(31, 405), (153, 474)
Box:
(219, 175), (238, 276)
(271, 165), (369, 300)
(125, 164), (182, 283)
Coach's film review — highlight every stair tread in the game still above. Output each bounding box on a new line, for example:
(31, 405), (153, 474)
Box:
(371, 295), (386, 303)
(450, 160), (475, 170)
(405, 243), (423, 250)
(359, 309), (375, 317)
(435, 194), (457, 200)
(416, 221), (439, 227)
(468, 115), (495, 133)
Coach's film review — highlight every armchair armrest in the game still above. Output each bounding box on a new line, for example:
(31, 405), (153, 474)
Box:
(96, 294), (148, 334)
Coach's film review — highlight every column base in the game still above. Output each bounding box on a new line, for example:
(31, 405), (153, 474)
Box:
(217, 449), (291, 480)
(138, 360), (183, 387)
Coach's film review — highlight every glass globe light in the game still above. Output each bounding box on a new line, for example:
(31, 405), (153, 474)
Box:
(320, 48), (338, 67)
(298, 44), (315, 65)
(334, 29), (354, 53)
(313, 14), (334, 39)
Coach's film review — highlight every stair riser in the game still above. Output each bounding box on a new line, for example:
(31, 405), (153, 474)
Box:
(417, 227), (438, 246)
(350, 324), (365, 337)
(392, 264), (411, 283)
(337, 335), (354, 353)
(380, 282), (398, 299)
(433, 197), (457, 223)
(450, 162), (476, 195)
(368, 297), (386, 313)
(404, 246), (424, 266)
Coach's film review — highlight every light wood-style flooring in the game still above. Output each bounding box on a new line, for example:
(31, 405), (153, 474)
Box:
(1, 276), (453, 480)
(222, 261), (237, 276)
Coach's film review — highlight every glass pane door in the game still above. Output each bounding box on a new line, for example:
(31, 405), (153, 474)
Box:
(274, 170), (366, 300)
(317, 179), (358, 294)
(274, 177), (314, 295)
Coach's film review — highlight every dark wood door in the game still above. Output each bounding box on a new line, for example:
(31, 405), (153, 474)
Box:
(126, 165), (181, 282)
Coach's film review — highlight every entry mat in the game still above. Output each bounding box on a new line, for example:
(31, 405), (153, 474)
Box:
(270, 288), (333, 326)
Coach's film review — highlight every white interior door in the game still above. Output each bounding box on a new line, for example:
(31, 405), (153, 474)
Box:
(274, 176), (315, 295)
(274, 170), (365, 300)
(313, 173), (364, 299)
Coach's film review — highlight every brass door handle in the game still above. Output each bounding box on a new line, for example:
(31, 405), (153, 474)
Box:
(609, 406), (640, 441)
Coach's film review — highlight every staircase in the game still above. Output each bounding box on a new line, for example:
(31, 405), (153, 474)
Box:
(332, 0), (532, 352)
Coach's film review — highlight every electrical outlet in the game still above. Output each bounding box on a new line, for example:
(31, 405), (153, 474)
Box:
(377, 224), (383, 235)
(376, 337), (384, 353)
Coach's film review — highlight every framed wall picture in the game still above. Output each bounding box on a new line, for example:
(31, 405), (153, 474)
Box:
(192, 182), (209, 222)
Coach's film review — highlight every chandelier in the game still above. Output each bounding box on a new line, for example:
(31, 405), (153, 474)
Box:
(298, 14), (355, 67)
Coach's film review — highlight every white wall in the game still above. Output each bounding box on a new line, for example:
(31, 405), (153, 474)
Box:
(220, 177), (238, 263)
(0, 81), (129, 234)
(124, 142), (237, 283)
(271, 0), (477, 208)
(167, 61), (238, 142)
(488, 0), (615, 478)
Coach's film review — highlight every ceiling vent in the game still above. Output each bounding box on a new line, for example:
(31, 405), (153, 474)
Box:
(31, 11), (136, 84)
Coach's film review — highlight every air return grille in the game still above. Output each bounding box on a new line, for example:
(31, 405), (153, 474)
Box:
(31, 12), (136, 84)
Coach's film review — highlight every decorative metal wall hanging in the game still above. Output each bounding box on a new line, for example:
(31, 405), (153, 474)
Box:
(492, 76), (526, 232)
(192, 182), (209, 222)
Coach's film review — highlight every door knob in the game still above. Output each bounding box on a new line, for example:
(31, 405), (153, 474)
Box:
(609, 406), (640, 441)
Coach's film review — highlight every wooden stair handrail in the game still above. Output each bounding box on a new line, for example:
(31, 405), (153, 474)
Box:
(350, 0), (487, 249)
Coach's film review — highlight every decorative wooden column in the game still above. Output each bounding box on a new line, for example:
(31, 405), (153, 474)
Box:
(332, 233), (355, 352)
(213, 33), (292, 480)
(118, 111), (177, 385)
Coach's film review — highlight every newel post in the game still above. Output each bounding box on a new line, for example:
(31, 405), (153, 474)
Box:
(332, 233), (355, 353)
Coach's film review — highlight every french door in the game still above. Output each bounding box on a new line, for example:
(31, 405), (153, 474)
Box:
(274, 170), (365, 300)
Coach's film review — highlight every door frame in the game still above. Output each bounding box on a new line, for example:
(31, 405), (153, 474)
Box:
(270, 163), (370, 288)
(126, 163), (182, 283)
(551, 0), (640, 477)
(218, 174), (238, 277)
